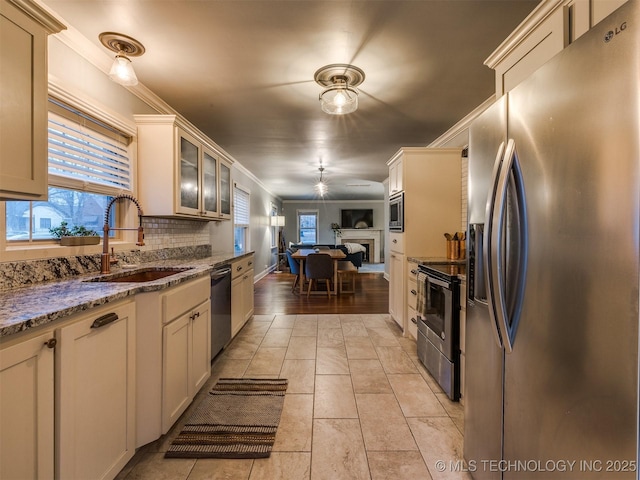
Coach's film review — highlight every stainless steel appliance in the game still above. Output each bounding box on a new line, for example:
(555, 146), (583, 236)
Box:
(210, 265), (231, 360)
(389, 192), (404, 232)
(465, 3), (638, 479)
(416, 263), (463, 401)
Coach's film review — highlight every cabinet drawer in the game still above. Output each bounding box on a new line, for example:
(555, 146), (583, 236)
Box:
(407, 279), (418, 311)
(163, 276), (210, 323)
(232, 255), (254, 279)
(389, 232), (404, 254)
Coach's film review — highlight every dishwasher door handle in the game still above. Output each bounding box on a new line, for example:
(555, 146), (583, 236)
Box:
(211, 268), (231, 280)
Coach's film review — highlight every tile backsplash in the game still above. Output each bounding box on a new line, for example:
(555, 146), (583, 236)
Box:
(0, 217), (212, 291)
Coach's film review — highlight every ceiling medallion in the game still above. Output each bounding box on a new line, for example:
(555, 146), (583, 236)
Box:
(314, 64), (365, 115)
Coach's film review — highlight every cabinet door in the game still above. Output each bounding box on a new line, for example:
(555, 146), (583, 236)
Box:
(0, 0), (49, 200)
(201, 148), (218, 218)
(162, 313), (191, 433)
(0, 330), (54, 480)
(231, 274), (244, 337)
(219, 158), (232, 219)
(388, 252), (405, 331)
(191, 300), (211, 394)
(57, 302), (136, 480)
(242, 269), (255, 322)
(176, 129), (201, 215)
(389, 158), (403, 195)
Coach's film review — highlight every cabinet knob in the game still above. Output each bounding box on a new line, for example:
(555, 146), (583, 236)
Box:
(44, 338), (57, 349)
(237, 266), (243, 272)
(411, 289), (417, 296)
(410, 269), (417, 275)
(392, 239), (397, 243)
(411, 317), (417, 325)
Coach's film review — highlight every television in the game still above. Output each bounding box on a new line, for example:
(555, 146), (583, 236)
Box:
(340, 209), (373, 229)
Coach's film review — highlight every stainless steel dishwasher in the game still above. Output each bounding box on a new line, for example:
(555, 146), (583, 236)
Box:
(210, 265), (232, 360)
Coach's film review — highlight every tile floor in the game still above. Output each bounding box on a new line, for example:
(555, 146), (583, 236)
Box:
(116, 314), (471, 480)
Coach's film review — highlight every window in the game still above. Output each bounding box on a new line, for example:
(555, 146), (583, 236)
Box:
(298, 210), (318, 244)
(5, 98), (131, 243)
(234, 184), (250, 254)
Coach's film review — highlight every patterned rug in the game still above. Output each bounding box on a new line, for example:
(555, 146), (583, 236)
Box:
(165, 378), (288, 459)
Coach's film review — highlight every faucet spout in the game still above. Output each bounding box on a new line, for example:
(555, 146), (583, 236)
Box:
(101, 194), (145, 274)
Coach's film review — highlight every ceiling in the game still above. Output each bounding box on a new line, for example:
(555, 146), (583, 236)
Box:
(42, 0), (539, 201)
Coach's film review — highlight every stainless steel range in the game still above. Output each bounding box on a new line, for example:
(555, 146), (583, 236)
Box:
(416, 263), (464, 401)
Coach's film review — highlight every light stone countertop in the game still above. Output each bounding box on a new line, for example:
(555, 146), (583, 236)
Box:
(0, 252), (251, 338)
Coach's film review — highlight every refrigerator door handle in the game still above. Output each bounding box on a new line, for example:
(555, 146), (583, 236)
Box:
(488, 138), (528, 353)
(483, 141), (506, 349)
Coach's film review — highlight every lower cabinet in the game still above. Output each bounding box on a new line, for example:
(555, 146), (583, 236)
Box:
(57, 300), (136, 480)
(0, 329), (55, 480)
(406, 261), (419, 340)
(388, 251), (405, 331)
(136, 275), (211, 446)
(162, 298), (211, 433)
(231, 255), (254, 337)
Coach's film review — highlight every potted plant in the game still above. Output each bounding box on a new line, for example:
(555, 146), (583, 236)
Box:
(331, 222), (342, 237)
(50, 221), (101, 246)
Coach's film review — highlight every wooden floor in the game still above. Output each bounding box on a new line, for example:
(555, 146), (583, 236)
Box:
(254, 270), (389, 315)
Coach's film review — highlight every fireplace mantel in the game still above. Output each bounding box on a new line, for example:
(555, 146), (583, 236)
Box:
(336, 229), (382, 263)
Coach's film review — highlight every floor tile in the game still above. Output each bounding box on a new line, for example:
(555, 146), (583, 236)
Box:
(249, 452), (311, 480)
(367, 327), (401, 347)
(245, 347), (286, 376)
(317, 314), (341, 329)
(316, 346), (349, 374)
(314, 374), (358, 418)
(310, 419), (370, 480)
(271, 314), (297, 329)
(349, 359), (392, 394)
(367, 451), (433, 480)
(188, 458), (252, 480)
(120, 452), (194, 480)
(344, 336), (378, 359)
(355, 393), (418, 451)
(285, 336), (317, 359)
(261, 327), (293, 347)
(375, 346), (419, 374)
(280, 359), (316, 393)
(388, 374), (448, 417)
(273, 394), (313, 452)
(342, 321), (369, 337)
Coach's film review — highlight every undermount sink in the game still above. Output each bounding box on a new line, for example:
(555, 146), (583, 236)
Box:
(86, 267), (192, 283)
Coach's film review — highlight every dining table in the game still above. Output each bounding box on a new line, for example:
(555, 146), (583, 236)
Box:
(290, 248), (346, 296)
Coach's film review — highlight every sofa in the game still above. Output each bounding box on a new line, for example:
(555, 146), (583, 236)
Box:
(289, 243), (363, 269)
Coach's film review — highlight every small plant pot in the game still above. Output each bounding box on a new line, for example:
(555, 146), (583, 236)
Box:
(60, 236), (101, 246)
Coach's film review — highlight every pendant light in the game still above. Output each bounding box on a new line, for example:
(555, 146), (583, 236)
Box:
(99, 32), (145, 86)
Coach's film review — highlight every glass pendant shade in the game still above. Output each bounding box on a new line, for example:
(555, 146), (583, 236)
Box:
(319, 84), (358, 115)
(109, 54), (138, 86)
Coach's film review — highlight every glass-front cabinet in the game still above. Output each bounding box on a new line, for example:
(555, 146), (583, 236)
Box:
(135, 115), (233, 220)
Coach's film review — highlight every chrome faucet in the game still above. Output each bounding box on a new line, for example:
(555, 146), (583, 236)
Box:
(101, 194), (145, 274)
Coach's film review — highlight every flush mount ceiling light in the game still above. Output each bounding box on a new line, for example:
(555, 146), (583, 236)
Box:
(99, 32), (145, 86)
(314, 64), (365, 115)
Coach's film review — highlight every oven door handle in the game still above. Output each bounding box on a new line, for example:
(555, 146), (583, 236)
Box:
(425, 276), (449, 289)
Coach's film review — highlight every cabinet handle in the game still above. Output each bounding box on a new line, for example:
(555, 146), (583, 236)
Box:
(392, 239), (397, 244)
(44, 338), (57, 349)
(248, 261), (253, 267)
(236, 265), (243, 272)
(411, 289), (417, 296)
(410, 269), (417, 275)
(91, 312), (119, 329)
(411, 317), (417, 325)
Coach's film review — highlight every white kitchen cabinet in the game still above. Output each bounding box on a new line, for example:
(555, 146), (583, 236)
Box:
(592, 0), (627, 23)
(387, 148), (462, 335)
(135, 114), (234, 220)
(56, 300), (136, 480)
(135, 275), (211, 445)
(231, 254), (254, 337)
(0, 329), (55, 479)
(388, 249), (405, 331)
(162, 298), (211, 432)
(388, 156), (403, 196)
(0, 0), (65, 200)
(406, 261), (419, 340)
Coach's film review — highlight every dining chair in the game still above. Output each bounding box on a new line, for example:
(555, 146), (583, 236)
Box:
(304, 253), (333, 298)
(285, 249), (300, 292)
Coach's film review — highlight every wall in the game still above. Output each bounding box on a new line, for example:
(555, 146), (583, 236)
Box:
(281, 199), (384, 252)
(1, 33), (281, 280)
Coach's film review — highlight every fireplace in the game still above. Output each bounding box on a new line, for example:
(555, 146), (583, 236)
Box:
(337, 229), (382, 263)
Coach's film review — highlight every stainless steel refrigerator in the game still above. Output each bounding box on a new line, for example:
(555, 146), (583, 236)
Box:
(465, 2), (639, 479)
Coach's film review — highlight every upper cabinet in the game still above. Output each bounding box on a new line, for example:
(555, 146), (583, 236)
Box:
(388, 156), (403, 196)
(486, 0), (628, 96)
(0, 0), (65, 200)
(135, 115), (233, 220)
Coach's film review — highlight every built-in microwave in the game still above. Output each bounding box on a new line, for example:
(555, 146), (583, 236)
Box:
(389, 192), (404, 232)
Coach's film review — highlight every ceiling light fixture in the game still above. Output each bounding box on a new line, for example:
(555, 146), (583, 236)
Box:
(316, 165), (327, 197)
(314, 64), (365, 115)
(99, 32), (145, 86)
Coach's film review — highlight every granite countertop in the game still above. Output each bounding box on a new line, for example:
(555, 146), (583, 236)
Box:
(0, 252), (251, 338)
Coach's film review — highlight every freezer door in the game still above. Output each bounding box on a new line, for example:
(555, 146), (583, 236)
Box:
(503, 3), (639, 478)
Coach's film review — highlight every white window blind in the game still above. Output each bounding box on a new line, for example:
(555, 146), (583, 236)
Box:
(234, 186), (250, 226)
(47, 99), (132, 194)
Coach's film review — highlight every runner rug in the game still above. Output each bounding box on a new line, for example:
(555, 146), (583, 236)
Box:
(165, 378), (288, 459)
